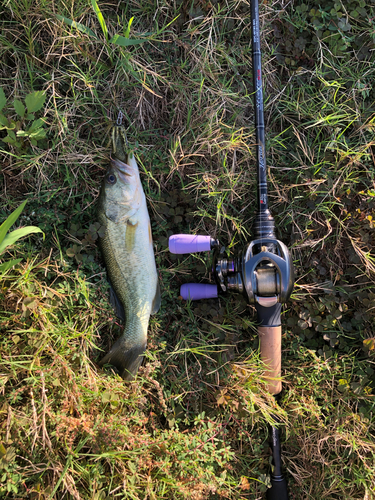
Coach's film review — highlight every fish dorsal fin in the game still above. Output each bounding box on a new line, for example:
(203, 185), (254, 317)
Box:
(151, 280), (161, 315)
(108, 278), (126, 322)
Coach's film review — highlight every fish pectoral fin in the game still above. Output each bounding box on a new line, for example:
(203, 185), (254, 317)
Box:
(108, 278), (126, 322)
(151, 280), (161, 315)
(99, 339), (146, 381)
(125, 219), (138, 252)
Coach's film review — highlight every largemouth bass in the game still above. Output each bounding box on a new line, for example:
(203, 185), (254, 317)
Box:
(97, 125), (160, 380)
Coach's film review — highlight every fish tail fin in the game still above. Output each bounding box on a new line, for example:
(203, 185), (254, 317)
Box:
(98, 338), (146, 381)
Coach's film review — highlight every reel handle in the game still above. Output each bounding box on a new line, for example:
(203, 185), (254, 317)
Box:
(169, 234), (216, 254)
(180, 283), (218, 301)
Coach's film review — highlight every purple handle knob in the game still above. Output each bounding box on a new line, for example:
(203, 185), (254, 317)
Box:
(169, 234), (212, 254)
(180, 283), (218, 301)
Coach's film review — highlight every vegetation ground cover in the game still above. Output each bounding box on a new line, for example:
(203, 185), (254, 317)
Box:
(0, 0), (375, 498)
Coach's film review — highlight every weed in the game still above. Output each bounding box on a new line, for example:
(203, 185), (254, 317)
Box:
(0, 87), (47, 150)
(0, 200), (43, 273)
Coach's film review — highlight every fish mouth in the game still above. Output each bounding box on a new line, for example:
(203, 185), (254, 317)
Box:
(111, 157), (133, 177)
(111, 124), (128, 162)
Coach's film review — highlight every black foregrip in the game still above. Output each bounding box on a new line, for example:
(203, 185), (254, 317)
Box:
(256, 303), (282, 327)
(266, 475), (289, 500)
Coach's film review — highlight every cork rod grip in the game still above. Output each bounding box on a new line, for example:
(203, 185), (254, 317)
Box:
(258, 326), (282, 395)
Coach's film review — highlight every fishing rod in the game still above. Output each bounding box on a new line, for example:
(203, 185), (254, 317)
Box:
(167, 1), (294, 497)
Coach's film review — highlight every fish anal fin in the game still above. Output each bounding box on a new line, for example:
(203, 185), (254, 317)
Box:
(151, 280), (161, 315)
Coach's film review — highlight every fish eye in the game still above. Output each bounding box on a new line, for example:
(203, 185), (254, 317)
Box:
(106, 174), (117, 184)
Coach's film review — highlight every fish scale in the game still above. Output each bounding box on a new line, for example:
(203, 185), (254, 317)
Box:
(97, 126), (160, 380)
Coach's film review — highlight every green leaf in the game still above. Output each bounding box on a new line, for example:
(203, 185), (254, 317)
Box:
(13, 99), (25, 118)
(26, 113), (35, 120)
(0, 113), (8, 128)
(0, 87), (6, 111)
(0, 200), (27, 246)
(66, 247), (76, 258)
(109, 34), (145, 47)
(124, 17), (134, 38)
(25, 91), (46, 113)
(56, 15), (98, 38)
(338, 19), (351, 31)
(0, 226), (44, 254)
(101, 390), (112, 403)
(337, 379), (349, 393)
(16, 124), (46, 140)
(91, 0), (108, 41)
(8, 130), (16, 140)
(2, 136), (16, 144)
(28, 118), (46, 132)
(0, 259), (22, 273)
(29, 128), (46, 140)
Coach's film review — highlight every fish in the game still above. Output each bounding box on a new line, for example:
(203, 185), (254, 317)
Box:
(97, 125), (160, 380)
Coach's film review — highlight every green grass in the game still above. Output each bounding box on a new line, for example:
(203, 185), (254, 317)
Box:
(1, 0), (375, 498)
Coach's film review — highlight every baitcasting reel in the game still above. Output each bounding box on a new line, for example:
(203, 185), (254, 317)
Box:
(168, 230), (294, 309)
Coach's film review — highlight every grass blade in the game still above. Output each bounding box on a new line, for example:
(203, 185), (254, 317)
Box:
(56, 15), (97, 39)
(0, 258), (22, 273)
(109, 34), (145, 47)
(0, 87), (6, 111)
(0, 227), (44, 254)
(124, 16), (134, 38)
(0, 200), (27, 246)
(91, 0), (108, 41)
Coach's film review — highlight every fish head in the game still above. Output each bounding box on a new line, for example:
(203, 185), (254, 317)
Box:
(101, 155), (143, 223)
(100, 127), (144, 223)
